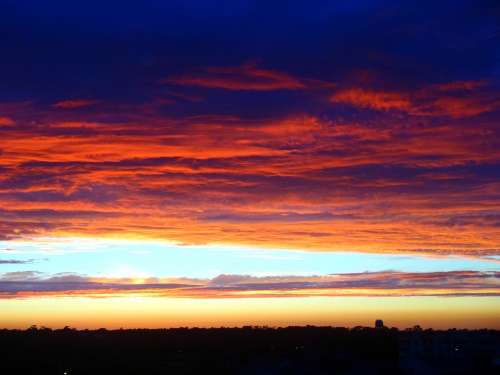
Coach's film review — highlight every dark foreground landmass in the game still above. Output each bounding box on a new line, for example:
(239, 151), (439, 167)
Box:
(0, 326), (498, 374)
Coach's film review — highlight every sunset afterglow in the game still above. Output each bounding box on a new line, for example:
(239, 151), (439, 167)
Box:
(0, 0), (499, 330)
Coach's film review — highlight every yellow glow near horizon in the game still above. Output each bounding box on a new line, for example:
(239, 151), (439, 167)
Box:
(1, 296), (499, 330)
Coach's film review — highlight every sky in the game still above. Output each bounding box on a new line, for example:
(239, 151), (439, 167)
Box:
(0, 0), (499, 329)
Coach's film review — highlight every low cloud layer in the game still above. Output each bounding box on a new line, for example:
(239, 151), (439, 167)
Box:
(1, 271), (498, 299)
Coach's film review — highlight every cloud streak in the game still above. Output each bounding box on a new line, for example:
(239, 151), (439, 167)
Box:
(0, 271), (498, 299)
(0, 259), (35, 265)
(330, 81), (500, 118)
(166, 63), (306, 91)
(52, 99), (100, 109)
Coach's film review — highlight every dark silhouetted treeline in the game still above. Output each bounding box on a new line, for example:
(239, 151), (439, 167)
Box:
(0, 325), (498, 374)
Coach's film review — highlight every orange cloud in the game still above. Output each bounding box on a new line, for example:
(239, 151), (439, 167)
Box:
(0, 99), (499, 256)
(330, 80), (500, 118)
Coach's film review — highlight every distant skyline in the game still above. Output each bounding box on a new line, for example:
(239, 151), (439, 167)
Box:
(0, 0), (499, 328)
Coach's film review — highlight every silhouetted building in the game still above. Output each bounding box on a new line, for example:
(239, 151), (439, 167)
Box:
(375, 319), (384, 328)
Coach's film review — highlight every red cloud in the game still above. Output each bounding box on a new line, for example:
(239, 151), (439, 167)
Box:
(0, 116), (14, 126)
(425, 96), (499, 117)
(433, 80), (487, 92)
(330, 89), (412, 111)
(166, 63), (305, 91)
(52, 99), (100, 109)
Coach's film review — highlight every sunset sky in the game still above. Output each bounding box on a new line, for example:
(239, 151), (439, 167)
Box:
(0, 0), (499, 329)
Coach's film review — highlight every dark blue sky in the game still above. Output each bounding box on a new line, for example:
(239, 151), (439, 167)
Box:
(1, 0), (498, 104)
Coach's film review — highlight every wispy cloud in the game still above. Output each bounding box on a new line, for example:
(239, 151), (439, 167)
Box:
(166, 63), (306, 91)
(331, 80), (500, 118)
(52, 99), (100, 109)
(0, 259), (36, 265)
